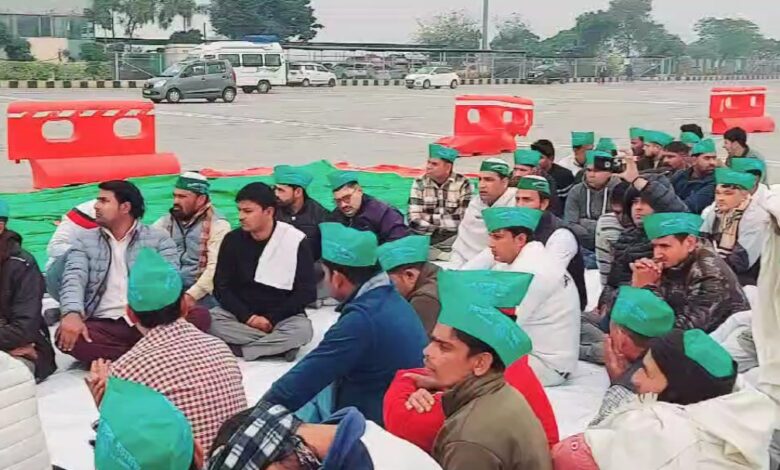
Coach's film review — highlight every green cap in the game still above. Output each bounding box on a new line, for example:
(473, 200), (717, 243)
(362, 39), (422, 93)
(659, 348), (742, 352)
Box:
(595, 137), (617, 153)
(128, 248), (183, 313)
(611, 286), (674, 338)
(572, 131), (595, 147)
(429, 143), (459, 163)
(517, 176), (550, 196)
(680, 132), (702, 145)
(274, 165), (314, 188)
(320, 222), (377, 267)
(0, 199), (8, 219)
(175, 171), (209, 195)
(438, 270), (534, 366)
(643, 130), (675, 147)
(480, 158), (511, 177)
(585, 150), (614, 167)
(514, 149), (542, 167)
(692, 139), (717, 155)
(683, 329), (735, 378)
(643, 212), (703, 240)
(630, 127), (645, 140)
(715, 167), (757, 191)
(483, 207), (543, 233)
(327, 171), (359, 191)
(95, 378), (194, 470)
(377, 235), (430, 272)
(730, 157), (766, 178)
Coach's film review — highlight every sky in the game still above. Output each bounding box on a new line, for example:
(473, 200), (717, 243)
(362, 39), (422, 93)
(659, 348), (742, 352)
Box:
(310, 0), (780, 44)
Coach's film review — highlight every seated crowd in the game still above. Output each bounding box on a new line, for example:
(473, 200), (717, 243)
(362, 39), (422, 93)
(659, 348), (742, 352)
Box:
(1, 124), (779, 470)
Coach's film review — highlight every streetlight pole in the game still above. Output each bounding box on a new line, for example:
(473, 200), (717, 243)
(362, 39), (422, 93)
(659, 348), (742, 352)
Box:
(481, 0), (489, 50)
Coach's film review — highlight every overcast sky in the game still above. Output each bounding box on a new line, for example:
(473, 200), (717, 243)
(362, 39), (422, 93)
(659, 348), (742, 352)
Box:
(310, 0), (780, 44)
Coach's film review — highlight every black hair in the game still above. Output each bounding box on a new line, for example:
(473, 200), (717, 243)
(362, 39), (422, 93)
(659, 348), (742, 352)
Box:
(505, 226), (535, 241)
(454, 329), (506, 372)
(209, 409), (252, 458)
(724, 127), (747, 147)
(680, 123), (704, 139)
(663, 141), (691, 156)
(98, 180), (145, 219)
(133, 294), (183, 329)
(388, 261), (426, 274)
(531, 139), (555, 159)
(323, 260), (381, 286)
(673, 233), (694, 242)
(236, 182), (277, 211)
(573, 145), (584, 151)
(611, 181), (629, 205)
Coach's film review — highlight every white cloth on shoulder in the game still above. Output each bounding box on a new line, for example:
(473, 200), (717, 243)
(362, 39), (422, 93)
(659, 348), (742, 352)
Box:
(254, 221), (306, 291)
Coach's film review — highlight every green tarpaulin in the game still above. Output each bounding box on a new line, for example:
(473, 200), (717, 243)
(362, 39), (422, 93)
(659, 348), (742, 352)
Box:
(0, 160), (416, 267)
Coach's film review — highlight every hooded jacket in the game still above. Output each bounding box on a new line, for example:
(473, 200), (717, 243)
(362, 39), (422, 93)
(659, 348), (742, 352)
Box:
(564, 179), (619, 250)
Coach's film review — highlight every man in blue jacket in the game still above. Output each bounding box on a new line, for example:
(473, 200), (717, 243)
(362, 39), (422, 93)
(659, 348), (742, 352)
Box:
(670, 139), (717, 214)
(262, 223), (427, 426)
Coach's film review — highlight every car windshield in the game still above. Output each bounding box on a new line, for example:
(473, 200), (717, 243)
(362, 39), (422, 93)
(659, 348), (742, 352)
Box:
(415, 67), (435, 74)
(160, 63), (186, 77)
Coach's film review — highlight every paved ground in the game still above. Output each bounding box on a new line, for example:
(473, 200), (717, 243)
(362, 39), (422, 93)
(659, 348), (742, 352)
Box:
(1, 80), (779, 192)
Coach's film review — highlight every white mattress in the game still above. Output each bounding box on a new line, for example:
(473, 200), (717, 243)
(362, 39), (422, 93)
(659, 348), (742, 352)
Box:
(37, 271), (609, 470)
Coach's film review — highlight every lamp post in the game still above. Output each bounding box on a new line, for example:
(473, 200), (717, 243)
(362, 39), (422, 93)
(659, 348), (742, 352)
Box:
(481, 0), (489, 50)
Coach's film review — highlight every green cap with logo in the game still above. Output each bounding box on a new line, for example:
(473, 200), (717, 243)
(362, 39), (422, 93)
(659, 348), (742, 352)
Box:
(274, 165), (314, 188)
(572, 131), (596, 148)
(517, 175), (550, 196)
(0, 199), (9, 219)
(429, 143), (459, 163)
(683, 329), (735, 378)
(514, 149), (542, 167)
(320, 222), (377, 267)
(377, 235), (430, 272)
(643, 212), (703, 240)
(730, 157), (766, 178)
(327, 171), (359, 191)
(438, 270), (534, 365)
(643, 130), (675, 147)
(480, 158), (512, 177)
(175, 171), (210, 195)
(629, 127), (645, 140)
(595, 137), (617, 153)
(715, 167), (757, 191)
(611, 286), (675, 338)
(692, 138), (717, 155)
(680, 132), (702, 146)
(585, 150), (614, 167)
(483, 207), (543, 233)
(128, 248), (183, 313)
(95, 378), (194, 470)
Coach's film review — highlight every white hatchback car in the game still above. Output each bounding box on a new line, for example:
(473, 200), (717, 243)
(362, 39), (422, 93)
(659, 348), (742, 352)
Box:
(405, 66), (460, 89)
(288, 63), (337, 87)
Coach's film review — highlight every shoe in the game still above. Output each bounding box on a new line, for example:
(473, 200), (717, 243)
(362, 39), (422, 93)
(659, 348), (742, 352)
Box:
(284, 348), (300, 362)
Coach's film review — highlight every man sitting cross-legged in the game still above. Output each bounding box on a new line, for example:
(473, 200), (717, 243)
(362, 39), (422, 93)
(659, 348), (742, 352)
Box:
(211, 182), (316, 361)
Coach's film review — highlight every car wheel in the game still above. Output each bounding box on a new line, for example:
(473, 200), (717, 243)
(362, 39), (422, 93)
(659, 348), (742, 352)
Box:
(450, 80), (459, 89)
(302, 79), (311, 87)
(222, 87), (237, 103)
(242, 86), (255, 94)
(257, 81), (271, 94)
(328, 78), (336, 87)
(406, 85), (415, 89)
(166, 88), (182, 104)
(151, 99), (162, 104)
(422, 80), (431, 89)
(206, 97), (217, 102)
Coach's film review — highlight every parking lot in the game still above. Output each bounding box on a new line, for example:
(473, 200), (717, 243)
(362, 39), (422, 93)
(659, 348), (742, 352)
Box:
(1, 80), (779, 192)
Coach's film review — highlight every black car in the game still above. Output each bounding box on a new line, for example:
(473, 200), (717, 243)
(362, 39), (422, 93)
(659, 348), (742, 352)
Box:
(526, 64), (571, 84)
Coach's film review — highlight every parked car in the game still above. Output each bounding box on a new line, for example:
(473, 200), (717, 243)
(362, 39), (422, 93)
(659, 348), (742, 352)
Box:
(333, 63), (373, 79)
(143, 59), (237, 104)
(405, 66), (460, 89)
(288, 63), (337, 87)
(526, 64), (571, 84)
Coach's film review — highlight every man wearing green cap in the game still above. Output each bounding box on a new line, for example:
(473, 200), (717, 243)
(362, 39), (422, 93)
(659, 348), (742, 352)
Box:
(513, 148), (563, 216)
(450, 158), (517, 267)
(700, 168), (769, 286)
(531, 139), (576, 212)
(328, 170), (410, 244)
(378, 235), (441, 334)
(658, 141), (692, 173)
(630, 127), (646, 159)
(558, 131), (595, 175)
(464, 207), (580, 386)
(87, 248), (247, 452)
(596, 137), (618, 156)
(262, 223), (427, 425)
(273, 164), (332, 262)
(632, 212), (750, 332)
(670, 138), (718, 214)
(408, 144), (473, 260)
(729, 157), (767, 191)
(153, 172), (231, 311)
(639, 130), (674, 171)
(412, 270), (551, 469)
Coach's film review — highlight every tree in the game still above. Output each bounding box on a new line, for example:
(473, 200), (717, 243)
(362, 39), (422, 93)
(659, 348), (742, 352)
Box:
(209, 0), (322, 41)
(574, 10), (618, 55)
(536, 29), (581, 56)
(608, 0), (652, 56)
(0, 23), (33, 61)
(170, 29), (203, 43)
(84, 0), (120, 38)
(117, 0), (157, 38)
(157, 0), (196, 31)
(414, 10), (481, 49)
(490, 14), (539, 51)
(694, 17), (764, 59)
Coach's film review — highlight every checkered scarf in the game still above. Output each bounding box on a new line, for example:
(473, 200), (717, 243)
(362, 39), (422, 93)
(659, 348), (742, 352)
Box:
(208, 402), (302, 470)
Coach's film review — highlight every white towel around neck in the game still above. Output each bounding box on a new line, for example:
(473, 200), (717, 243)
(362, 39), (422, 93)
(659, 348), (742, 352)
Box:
(254, 221), (306, 291)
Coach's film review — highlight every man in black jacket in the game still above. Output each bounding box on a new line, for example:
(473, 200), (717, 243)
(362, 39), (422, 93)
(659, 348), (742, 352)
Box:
(532, 139), (575, 211)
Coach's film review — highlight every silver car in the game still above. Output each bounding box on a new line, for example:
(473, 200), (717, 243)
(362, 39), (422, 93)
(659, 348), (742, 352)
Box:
(143, 59), (237, 104)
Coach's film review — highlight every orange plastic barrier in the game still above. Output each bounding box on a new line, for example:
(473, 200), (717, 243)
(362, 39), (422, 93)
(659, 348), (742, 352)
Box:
(7, 101), (180, 189)
(437, 95), (534, 156)
(710, 86), (775, 135)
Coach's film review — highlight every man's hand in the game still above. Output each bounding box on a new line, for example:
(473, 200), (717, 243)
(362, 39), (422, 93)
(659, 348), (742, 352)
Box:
(618, 155), (640, 183)
(630, 258), (662, 287)
(85, 358), (111, 406)
(604, 336), (630, 382)
(9, 344), (38, 362)
(405, 388), (437, 413)
(56, 312), (91, 352)
(181, 294), (197, 313)
(247, 315), (273, 333)
(403, 371), (445, 392)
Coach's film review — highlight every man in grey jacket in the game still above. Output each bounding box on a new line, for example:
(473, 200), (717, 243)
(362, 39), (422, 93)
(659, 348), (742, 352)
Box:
(55, 180), (209, 363)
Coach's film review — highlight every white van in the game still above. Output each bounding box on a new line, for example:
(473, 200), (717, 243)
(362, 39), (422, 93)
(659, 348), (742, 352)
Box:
(187, 41), (287, 94)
